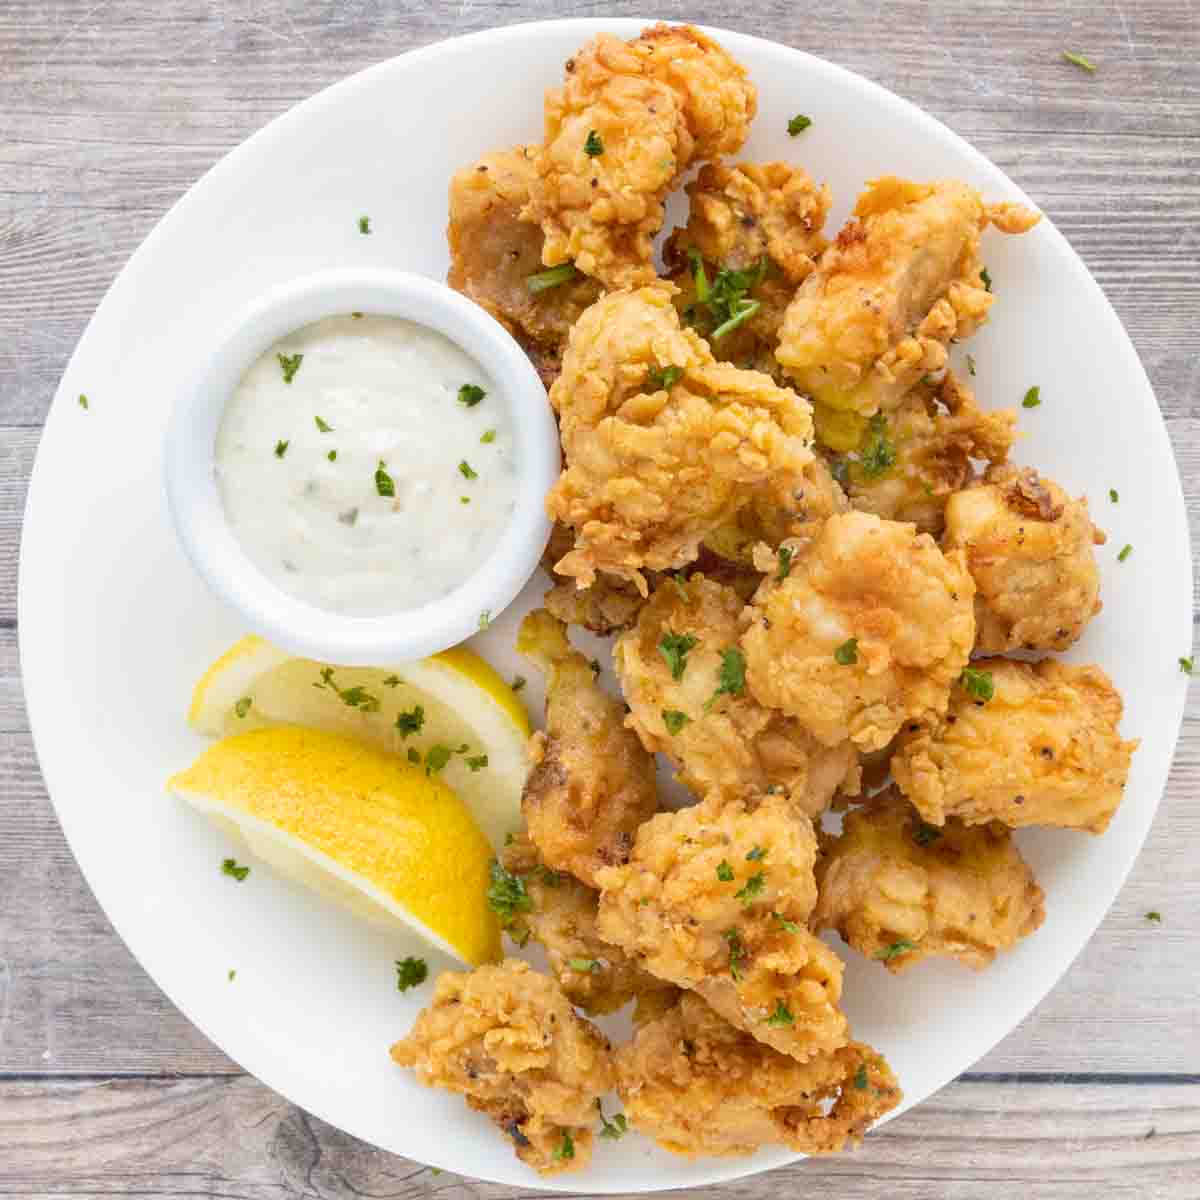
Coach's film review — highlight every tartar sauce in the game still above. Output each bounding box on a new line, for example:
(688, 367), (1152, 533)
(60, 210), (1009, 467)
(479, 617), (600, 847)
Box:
(215, 314), (517, 616)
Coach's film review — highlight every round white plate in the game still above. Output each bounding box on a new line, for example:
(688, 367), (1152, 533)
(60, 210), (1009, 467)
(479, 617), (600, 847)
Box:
(20, 18), (1191, 1192)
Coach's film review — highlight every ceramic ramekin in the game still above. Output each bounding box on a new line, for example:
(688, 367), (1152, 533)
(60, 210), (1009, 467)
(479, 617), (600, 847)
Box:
(164, 267), (558, 665)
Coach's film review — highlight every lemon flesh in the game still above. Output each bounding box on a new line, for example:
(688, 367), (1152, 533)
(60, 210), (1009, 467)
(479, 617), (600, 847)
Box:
(169, 725), (502, 966)
(187, 636), (529, 850)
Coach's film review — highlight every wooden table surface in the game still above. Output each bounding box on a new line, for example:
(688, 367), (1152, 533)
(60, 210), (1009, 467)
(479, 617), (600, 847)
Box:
(1, 1), (1197, 1196)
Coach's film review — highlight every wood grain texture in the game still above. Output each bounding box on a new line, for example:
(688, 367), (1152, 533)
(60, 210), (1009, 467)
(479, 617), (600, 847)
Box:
(1, 1), (1198, 1194)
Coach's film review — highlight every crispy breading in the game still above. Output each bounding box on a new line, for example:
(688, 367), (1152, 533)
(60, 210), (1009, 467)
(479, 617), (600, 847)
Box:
(517, 609), (658, 887)
(943, 464), (1105, 652)
(499, 833), (673, 1014)
(893, 657), (1138, 833)
(616, 991), (900, 1157)
(777, 176), (1039, 417)
(546, 286), (815, 592)
(447, 145), (602, 388)
(614, 574), (860, 815)
(390, 960), (614, 1175)
(812, 787), (1045, 971)
(595, 794), (849, 1062)
(742, 512), (976, 751)
(528, 25), (756, 288)
(541, 521), (648, 635)
(826, 372), (1016, 536)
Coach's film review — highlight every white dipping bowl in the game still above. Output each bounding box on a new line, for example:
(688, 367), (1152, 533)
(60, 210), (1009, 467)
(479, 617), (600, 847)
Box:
(164, 268), (559, 664)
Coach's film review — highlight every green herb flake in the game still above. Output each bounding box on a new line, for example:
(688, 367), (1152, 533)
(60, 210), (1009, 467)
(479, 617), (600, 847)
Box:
(526, 263), (580, 294)
(314, 667), (381, 712)
(511, 675), (527, 692)
(486, 860), (532, 926)
(960, 666), (995, 702)
(1118, 543), (1133, 563)
(662, 709), (690, 735)
(584, 129), (604, 157)
(716, 860), (735, 882)
(670, 572), (690, 601)
(222, 858), (250, 882)
(327, 450), (337, 462)
(598, 1109), (628, 1140)
(395, 956), (428, 992)
(746, 846), (767, 862)
(277, 352), (303, 384)
(375, 460), (395, 498)
(722, 928), (745, 980)
(875, 939), (916, 962)
(766, 999), (795, 1027)
(834, 638), (858, 666)
(407, 747), (420, 765)
(227, 969), (236, 982)
(234, 696), (252, 719)
(646, 364), (683, 392)
(383, 674), (402, 687)
(966, 354), (977, 377)
(1145, 910), (1162, 922)
(424, 745), (453, 775)
(568, 957), (600, 973)
(465, 754), (488, 772)
(358, 215), (371, 235)
(787, 113), (812, 136)
(1063, 49), (1097, 73)
(776, 545), (795, 582)
(481, 429), (497, 444)
(735, 871), (766, 907)
(351, 311), (363, 319)
(913, 821), (943, 847)
(853, 1064), (869, 1090)
(552, 1132), (575, 1162)
(459, 460), (478, 481)
(980, 266), (992, 292)
(274, 440), (289, 458)
(1179, 657), (1194, 676)
(857, 412), (897, 479)
(458, 384), (486, 408)
(704, 647), (747, 711)
(1022, 386), (1041, 409)
(589, 658), (602, 677)
(315, 415), (333, 432)
(772, 911), (800, 934)
(395, 705), (425, 738)
(1109, 488), (1119, 503)
(478, 610), (491, 631)
(658, 631), (699, 681)
(78, 394), (89, 410)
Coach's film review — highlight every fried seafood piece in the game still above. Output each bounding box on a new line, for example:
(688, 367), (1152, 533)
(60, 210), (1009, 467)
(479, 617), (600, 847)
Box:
(518, 609), (658, 887)
(742, 512), (976, 752)
(616, 991), (900, 1157)
(614, 574), (860, 815)
(942, 464), (1104, 652)
(528, 25), (756, 289)
(498, 833), (673, 1015)
(893, 657), (1138, 834)
(546, 286), (815, 592)
(542, 523), (648, 635)
(812, 787), (1045, 971)
(776, 176), (1040, 418)
(828, 372), (1016, 536)
(391, 960), (614, 1175)
(447, 145), (602, 387)
(596, 794), (850, 1061)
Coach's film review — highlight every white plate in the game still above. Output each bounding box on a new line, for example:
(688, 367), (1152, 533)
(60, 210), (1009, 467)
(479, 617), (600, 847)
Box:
(19, 18), (1191, 1192)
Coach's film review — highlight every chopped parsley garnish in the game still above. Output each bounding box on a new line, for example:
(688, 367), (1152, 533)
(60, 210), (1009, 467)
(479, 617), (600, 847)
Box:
(552, 1132), (575, 1162)
(568, 957), (600, 973)
(766, 999), (794, 1027)
(478, 610), (491, 631)
(1022, 386), (1041, 409)
(458, 384), (486, 407)
(966, 353), (977, 376)
(834, 638), (858, 666)
(480, 429), (497, 444)
(234, 696), (252, 719)
(1145, 910), (1162, 922)
(424, 745), (452, 775)
(395, 957), (428, 992)
(773, 911), (800, 933)
(980, 266), (992, 292)
(78, 394), (89, 410)
(658, 631), (699, 680)
(722, 928), (745, 980)
(960, 667), (995, 702)
(383, 674), (401, 687)
(646, 364), (683, 392)
(395, 705), (425, 738)
(1117, 543), (1133, 562)
(853, 1064), (869, 1090)
(526, 263), (580, 293)
(670, 572), (689, 601)
(913, 821), (943, 847)
(487, 861), (532, 926)
(589, 658), (602, 677)
(662, 709), (690, 735)
(407, 748), (420, 764)
(460, 496), (470, 504)
(776, 545), (795, 582)
(358, 215), (371, 234)
(716, 860), (735, 882)
(375, 460), (395, 497)
(583, 129), (604, 156)
(687, 251), (766, 342)
(222, 858), (250, 882)
(1063, 49), (1097, 72)
(227, 969), (236, 982)
(598, 1109), (628, 1140)
(705, 647), (747, 711)
(458, 460), (478, 480)
(465, 754), (488, 772)
(511, 675), (527, 692)
(1109, 488), (1119, 503)
(315, 667), (381, 712)
(875, 940), (916, 961)
(787, 113), (812, 136)
(327, 450), (337, 462)
(858, 414), (897, 479)
(351, 311), (363, 319)
(735, 871), (766, 906)
(746, 846), (767, 862)
(314, 415), (333, 432)
(1179, 657), (1194, 676)
(277, 352), (303, 384)
(274, 440), (289, 458)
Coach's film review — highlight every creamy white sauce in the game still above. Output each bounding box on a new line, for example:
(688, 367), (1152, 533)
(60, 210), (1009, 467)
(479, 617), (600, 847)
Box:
(215, 314), (517, 616)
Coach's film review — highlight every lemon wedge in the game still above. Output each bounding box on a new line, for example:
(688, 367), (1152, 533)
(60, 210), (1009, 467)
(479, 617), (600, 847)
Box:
(168, 725), (502, 965)
(187, 635), (529, 850)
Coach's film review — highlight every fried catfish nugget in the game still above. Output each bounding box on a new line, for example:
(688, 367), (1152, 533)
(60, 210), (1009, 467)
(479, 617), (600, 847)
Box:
(812, 788), (1045, 971)
(943, 464), (1104, 652)
(742, 512), (975, 751)
(596, 795), (849, 1062)
(498, 834), (672, 1015)
(893, 658), (1138, 833)
(528, 25), (756, 288)
(616, 991), (900, 1157)
(447, 145), (602, 387)
(547, 286), (815, 591)
(830, 372), (1016, 536)
(391, 960), (614, 1175)
(777, 176), (1040, 417)
(518, 609), (658, 887)
(541, 521), (648, 635)
(614, 574), (859, 815)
